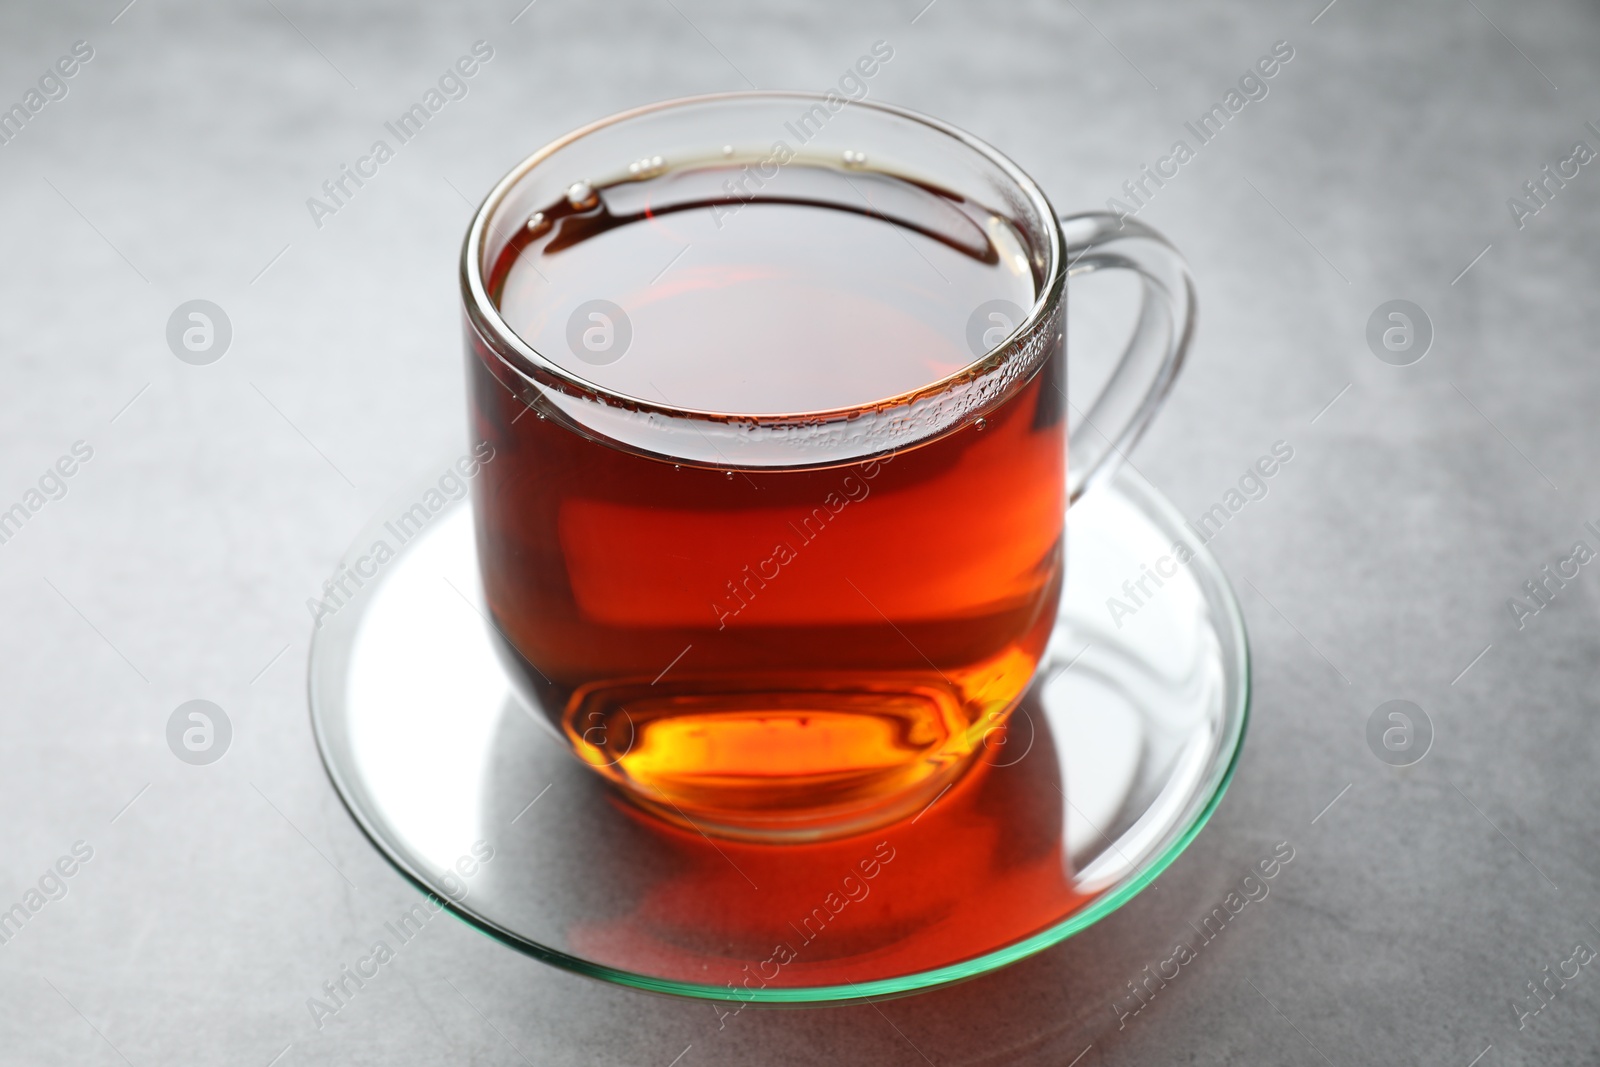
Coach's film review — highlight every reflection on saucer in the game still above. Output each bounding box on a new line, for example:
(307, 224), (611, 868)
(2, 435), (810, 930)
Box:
(519, 697), (1082, 989)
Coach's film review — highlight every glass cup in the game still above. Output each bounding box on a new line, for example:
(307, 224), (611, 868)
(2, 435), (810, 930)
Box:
(461, 92), (1194, 842)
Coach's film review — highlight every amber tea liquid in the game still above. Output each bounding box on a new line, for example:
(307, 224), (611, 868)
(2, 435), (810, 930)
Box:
(470, 155), (1064, 838)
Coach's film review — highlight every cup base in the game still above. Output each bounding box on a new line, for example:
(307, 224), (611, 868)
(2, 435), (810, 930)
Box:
(489, 626), (1005, 842)
(618, 748), (978, 844)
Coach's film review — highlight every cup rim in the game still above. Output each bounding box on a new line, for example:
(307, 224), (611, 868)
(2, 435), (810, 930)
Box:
(460, 89), (1065, 426)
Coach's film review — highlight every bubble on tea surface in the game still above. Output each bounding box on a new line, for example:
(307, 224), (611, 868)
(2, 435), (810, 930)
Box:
(566, 180), (598, 210)
(525, 211), (548, 236)
(842, 150), (867, 167)
(627, 156), (665, 178)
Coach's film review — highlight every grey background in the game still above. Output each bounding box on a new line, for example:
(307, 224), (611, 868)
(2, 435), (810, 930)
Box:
(1, 0), (1596, 1064)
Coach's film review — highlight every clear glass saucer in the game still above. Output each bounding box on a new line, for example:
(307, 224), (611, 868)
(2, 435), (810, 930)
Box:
(308, 465), (1249, 1004)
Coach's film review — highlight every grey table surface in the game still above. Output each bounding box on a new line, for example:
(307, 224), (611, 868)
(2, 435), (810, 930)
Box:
(2, 0), (1598, 1064)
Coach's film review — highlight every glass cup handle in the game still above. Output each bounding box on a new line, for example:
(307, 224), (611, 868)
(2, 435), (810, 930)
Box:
(1060, 212), (1197, 504)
